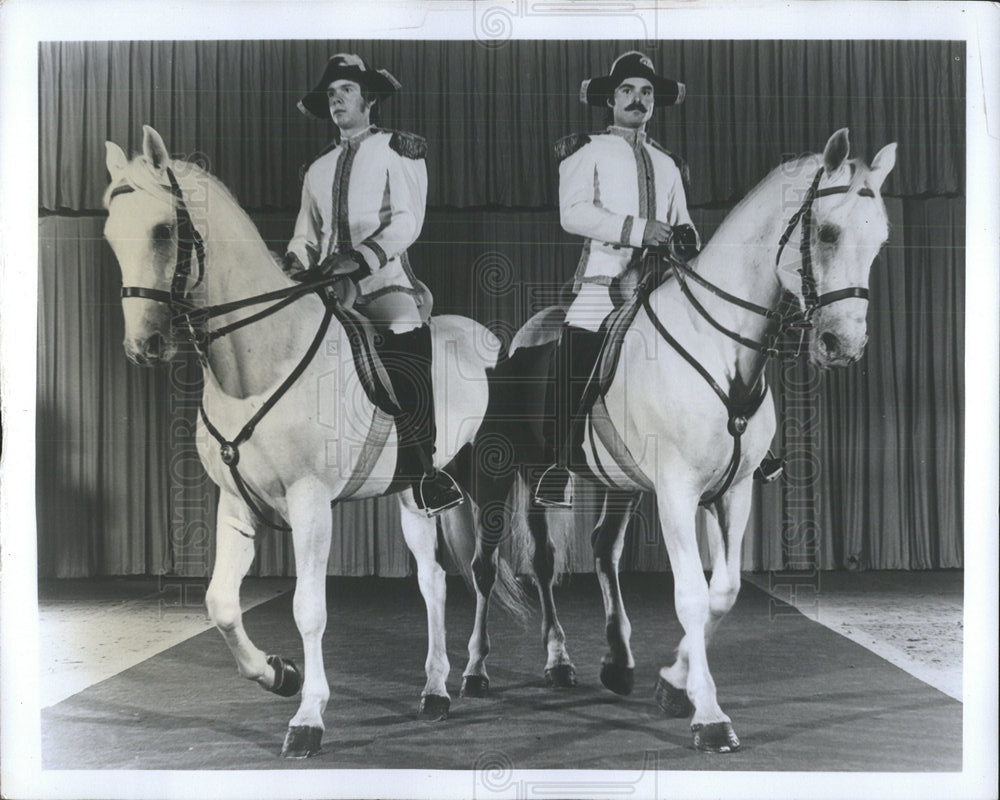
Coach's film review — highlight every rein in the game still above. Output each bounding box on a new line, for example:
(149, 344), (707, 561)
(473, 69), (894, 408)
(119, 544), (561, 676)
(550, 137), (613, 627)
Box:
(640, 167), (861, 505)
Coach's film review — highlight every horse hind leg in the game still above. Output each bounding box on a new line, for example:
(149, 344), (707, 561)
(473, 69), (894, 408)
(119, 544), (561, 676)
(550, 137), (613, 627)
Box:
(525, 500), (576, 688)
(592, 489), (639, 696)
(459, 457), (519, 698)
(398, 491), (451, 721)
(206, 492), (297, 697)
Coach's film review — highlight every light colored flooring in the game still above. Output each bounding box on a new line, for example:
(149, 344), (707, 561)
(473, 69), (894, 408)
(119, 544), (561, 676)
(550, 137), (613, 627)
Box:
(744, 570), (963, 700)
(37, 570), (963, 708)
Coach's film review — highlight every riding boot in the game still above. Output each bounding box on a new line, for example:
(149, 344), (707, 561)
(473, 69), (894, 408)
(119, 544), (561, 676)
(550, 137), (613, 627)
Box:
(379, 325), (464, 516)
(533, 325), (605, 508)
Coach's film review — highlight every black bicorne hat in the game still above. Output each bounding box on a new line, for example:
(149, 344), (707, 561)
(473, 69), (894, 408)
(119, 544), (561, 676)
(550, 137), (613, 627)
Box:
(298, 53), (401, 120)
(580, 51), (685, 108)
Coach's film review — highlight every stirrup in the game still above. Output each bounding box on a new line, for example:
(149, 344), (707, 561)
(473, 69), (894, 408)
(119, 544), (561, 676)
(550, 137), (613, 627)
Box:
(753, 455), (784, 483)
(533, 464), (573, 509)
(415, 470), (464, 517)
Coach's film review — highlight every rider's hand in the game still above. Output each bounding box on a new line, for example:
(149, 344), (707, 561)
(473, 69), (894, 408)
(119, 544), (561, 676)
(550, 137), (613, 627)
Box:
(318, 251), (372, 280)
(670, 224), (700, 261)
(641, 220), (673, 247)
(281, 251), (308, 279)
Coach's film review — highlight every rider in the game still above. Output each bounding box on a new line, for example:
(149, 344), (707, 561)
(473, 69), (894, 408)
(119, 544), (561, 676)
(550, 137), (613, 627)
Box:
(534, 51), (782, 508)
(285, 53), (464, 516)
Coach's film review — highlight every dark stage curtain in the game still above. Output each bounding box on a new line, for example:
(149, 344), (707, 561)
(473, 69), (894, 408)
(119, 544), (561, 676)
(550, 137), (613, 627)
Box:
(40, 39), (963, 212)
(36, 40), (964, 577)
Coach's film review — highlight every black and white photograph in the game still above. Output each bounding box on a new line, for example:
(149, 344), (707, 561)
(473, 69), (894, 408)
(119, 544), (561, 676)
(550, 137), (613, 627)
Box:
(1, 2), (997, 799)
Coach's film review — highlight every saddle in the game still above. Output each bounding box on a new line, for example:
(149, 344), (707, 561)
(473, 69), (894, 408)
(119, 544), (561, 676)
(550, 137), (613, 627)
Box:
(320, 277), (434, 418)
(592, 253), (672, 402)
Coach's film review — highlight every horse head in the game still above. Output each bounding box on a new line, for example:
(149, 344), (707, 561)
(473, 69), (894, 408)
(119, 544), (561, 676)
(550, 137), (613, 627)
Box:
(776, 129), (897, 369)
(103, 125), (202, 365)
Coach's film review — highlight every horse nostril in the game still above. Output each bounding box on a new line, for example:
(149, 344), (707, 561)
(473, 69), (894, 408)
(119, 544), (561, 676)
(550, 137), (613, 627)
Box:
(145, 333), (164, 358)
(819, 332), (839, 354)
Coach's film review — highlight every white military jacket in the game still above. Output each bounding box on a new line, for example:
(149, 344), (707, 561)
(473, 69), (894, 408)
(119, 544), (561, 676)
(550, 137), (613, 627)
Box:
(287, 126), (427, 301)
(557, 126), (696, 289)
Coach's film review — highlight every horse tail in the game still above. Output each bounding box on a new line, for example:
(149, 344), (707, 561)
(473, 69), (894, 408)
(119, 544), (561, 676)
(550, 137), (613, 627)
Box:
(506, 471), (573, 588)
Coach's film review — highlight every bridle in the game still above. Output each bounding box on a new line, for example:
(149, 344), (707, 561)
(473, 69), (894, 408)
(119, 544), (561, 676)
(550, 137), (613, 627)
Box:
(640, 166), (869, 506)
(118, 168), (206, 310)
(775, 169), (870, 313)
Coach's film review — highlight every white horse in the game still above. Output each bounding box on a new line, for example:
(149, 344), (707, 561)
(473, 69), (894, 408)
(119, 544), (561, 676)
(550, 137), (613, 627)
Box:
(460, 129), (896, 752)
(103, 126), (511, 758)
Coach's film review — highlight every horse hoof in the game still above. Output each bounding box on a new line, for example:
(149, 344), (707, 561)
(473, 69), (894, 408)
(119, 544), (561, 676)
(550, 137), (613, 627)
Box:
(417, 694), (450, 721)
(266, 655), (302, 698)
(460, 675), (490, 698)
(692, 721), (741, 753)
(281, 725), (323, 759)
(654, 675), (694, 718)
(545, 664), (578, 688)
(600, 663), (634, 696)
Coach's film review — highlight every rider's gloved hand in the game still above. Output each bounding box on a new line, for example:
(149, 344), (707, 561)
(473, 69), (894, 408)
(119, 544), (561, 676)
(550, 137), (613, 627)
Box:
(316, 250), (372, 281)
(669, 224), (700, 262)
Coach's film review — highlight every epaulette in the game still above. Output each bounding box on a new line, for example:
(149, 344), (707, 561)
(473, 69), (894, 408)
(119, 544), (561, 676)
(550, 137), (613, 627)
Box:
(298, 140), (339, 184)
(554, 133), (592, 162)
(649, 139), (691, 189)
(388, 130), (427, 160)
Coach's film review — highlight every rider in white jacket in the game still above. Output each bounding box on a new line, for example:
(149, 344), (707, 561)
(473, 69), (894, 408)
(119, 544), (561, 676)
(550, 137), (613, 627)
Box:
(535, 51), (699, 508)
(286, 53), (463, 516)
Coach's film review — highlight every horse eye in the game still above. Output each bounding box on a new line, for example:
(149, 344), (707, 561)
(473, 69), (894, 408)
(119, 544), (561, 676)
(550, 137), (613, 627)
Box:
(152, 223), (173, 242)
(818, 224), (839, 245)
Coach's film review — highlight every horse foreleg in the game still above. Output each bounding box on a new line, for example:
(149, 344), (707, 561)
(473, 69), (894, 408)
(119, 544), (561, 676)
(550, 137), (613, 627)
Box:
(206, 492), (284, 690)
(282, 478), (333, 759)
(398, 492), (451, 721)
(655, 487), (740, 753)
(704, 482), (752, 645)
(592, 489), (639, 696)
(525, 503), (576, 688)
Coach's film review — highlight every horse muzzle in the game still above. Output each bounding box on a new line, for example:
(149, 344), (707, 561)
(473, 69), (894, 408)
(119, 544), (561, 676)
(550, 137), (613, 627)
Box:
(810, 328), (868, 369)
(124, 332), (176, 365)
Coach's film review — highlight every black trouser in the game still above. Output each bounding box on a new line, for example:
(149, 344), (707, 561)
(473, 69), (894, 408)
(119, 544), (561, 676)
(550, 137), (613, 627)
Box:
(541, 324), (605, 469)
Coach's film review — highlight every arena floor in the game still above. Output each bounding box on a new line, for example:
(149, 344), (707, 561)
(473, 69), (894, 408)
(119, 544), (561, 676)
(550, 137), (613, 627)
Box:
(37, 570), (963, 773)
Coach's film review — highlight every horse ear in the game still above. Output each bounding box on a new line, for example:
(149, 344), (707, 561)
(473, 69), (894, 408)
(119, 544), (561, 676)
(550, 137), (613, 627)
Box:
(105, 141), (128, 178)
(141, 125), (170, 171)
(823, 128), (850, 174)
(870, 142), (897, 190)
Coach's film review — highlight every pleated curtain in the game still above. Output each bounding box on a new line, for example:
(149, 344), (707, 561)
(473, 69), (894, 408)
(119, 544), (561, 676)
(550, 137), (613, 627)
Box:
(37, 40), (964, 576)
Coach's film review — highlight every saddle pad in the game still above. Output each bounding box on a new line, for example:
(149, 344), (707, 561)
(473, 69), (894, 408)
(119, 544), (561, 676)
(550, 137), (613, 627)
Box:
(327, 296), (401, 416)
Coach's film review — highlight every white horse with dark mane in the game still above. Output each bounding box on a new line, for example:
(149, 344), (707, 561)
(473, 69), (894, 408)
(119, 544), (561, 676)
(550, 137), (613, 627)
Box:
(102, 126), (530, 758)
(456, 129), (897, 752)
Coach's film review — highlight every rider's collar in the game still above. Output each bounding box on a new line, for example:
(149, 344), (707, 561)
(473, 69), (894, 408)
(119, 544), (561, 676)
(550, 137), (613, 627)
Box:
(606, 126), (647, 146)
(339, 125), (376, 147)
